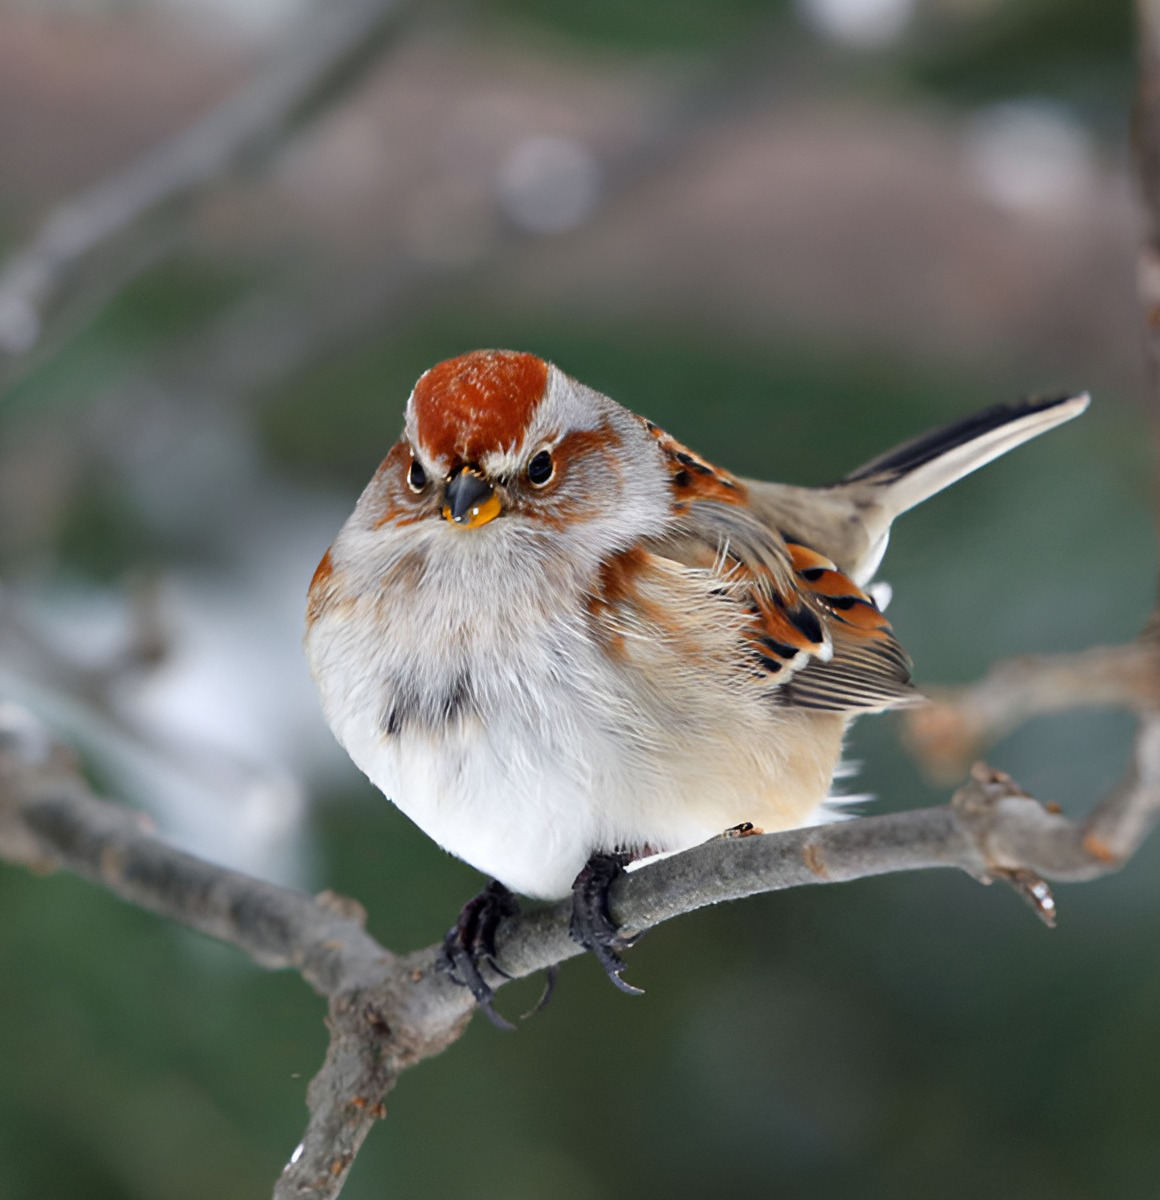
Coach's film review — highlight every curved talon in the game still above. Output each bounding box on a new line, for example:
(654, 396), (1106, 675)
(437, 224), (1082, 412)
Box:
(437, 879), (520, 1029)
(443, 942), (514, 1029)
(592, 940), (645, 996)
(569, 851), (644, 995)
(521, 963), (558, 1020)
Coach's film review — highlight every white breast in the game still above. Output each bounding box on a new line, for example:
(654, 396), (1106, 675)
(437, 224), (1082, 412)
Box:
(306, 503), (841, 899)
(308, 520), (620, 896)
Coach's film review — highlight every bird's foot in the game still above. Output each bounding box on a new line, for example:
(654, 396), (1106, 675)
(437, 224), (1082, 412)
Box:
(569, 851), (644, 995)
(714, 821), (764, 840)
(438, 879), (520, 1029)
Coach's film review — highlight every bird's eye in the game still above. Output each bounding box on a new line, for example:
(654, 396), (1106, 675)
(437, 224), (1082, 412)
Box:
(407, 457), (427, 492)
(527, 449), (554, 487)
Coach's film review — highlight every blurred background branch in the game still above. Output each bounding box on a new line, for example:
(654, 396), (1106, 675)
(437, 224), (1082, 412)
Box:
(0, 0), (416, 374)
(902, 638), (1160, 784)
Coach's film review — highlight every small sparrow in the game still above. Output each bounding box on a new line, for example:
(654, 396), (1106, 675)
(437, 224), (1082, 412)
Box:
(305, 350), (1087, 1016)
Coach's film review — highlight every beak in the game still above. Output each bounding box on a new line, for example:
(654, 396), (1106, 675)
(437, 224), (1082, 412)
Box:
(442, 467), (501, 528)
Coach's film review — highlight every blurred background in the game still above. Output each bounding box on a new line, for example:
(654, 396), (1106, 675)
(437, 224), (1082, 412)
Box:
(0, 0), (1156, 1195)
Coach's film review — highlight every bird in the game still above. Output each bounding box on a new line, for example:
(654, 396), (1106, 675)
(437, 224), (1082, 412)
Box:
(304, 348), (1087, 1021)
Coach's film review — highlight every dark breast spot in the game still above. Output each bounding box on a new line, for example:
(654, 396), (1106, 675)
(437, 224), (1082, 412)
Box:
(382, 672), (476, 736)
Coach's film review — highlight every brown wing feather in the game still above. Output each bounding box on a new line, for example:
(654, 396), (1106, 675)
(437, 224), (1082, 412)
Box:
(778, 539), (919, 710)
(638, 420), (917, 712)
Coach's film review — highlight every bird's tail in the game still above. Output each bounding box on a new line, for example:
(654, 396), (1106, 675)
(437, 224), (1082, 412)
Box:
(741, 392), (1089, 584)
(838, 392), (1090, 522)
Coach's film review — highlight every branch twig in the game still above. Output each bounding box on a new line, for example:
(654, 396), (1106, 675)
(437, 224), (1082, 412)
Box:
(902, 635), (1160, 783)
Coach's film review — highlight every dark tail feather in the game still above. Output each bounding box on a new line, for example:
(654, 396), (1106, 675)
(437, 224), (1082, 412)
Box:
(836, 392), (1089, 520)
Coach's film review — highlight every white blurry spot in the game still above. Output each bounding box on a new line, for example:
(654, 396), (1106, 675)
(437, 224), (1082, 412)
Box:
(287, 1143), (305, 1169)
(155, 0), (311, 42)
(963, 100), (1096, 217)
(0, 297), (41, 355)
(496, 135), (601, 235)
(110, 497), (351, 884)
(1031, 881), (1055, 911)
(0, 702), (53, 765)
(0, 0), (308, 42)
(796, 0), (915, 48)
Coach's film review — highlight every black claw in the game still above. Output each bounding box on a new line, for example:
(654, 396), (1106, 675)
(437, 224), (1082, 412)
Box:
(569, 851), (644, 995)
(437, 880), (520, 1029)
(521, 963), (558, 1020)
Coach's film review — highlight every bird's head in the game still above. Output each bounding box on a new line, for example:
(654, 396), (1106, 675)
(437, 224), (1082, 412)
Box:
(345, 350), (670, 560)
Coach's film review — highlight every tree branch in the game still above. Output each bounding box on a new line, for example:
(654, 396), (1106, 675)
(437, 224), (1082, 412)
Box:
(902, 634), (1160, 783)
(0, 0), (413, 362)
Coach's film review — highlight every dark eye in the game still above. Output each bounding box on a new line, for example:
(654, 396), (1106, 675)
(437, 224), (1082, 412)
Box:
(407, 457), (427, 492)
(527, 449), (554, 487)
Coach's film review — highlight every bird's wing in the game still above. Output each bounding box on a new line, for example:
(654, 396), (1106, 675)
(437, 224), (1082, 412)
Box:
(651, 498), (918, 713)
(631, 416), (916, 713)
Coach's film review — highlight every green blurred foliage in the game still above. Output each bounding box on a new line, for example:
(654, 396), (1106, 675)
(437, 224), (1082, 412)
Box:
(476, 0), (1134, 117)
(3, 259), (249, 424)
(0, 257), (251, 578)
(479, 0), (792, 52)
(54, 476), (162, 580)
(908, 0), (1133, 105)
